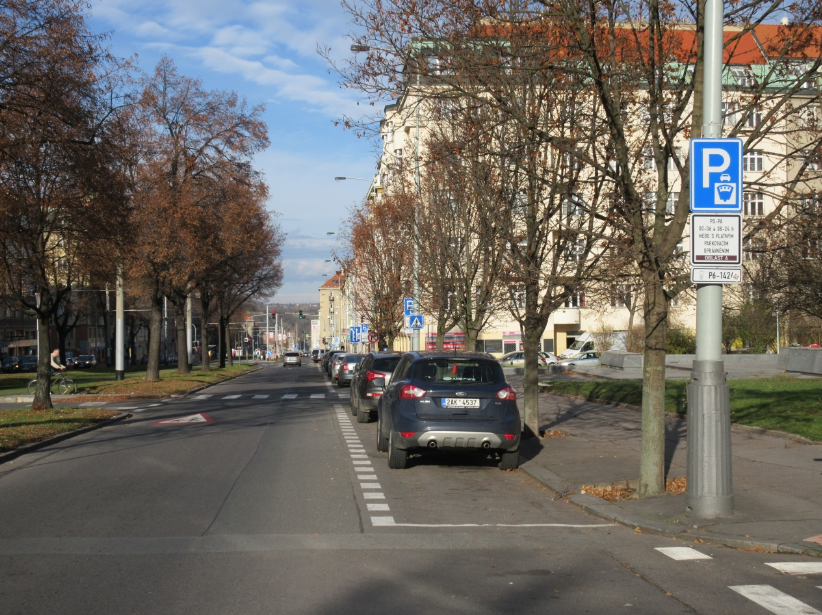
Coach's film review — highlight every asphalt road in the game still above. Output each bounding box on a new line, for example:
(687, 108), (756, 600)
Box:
(0, 363), (819, 614)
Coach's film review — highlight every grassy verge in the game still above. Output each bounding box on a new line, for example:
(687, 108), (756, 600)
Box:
(542, 378), (822, 442)
(0, 407), (119, 453)
(0, 363), (255, 397)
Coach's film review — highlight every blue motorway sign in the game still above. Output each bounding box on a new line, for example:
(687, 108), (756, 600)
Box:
(403, 297), (415, 316)
(689, 138), (743, 213)
(408, 315), (424, 329)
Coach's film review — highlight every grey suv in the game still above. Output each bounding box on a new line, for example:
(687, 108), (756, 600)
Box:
(377, 352), (521, 470)
(283, 352), (301, 367)
(350, 352), (401, 423)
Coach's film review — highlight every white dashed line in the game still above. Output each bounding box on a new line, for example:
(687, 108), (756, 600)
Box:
(358, 474), (378, 480)
(360, 483), (381, 489)
(148, 403), (161, 407)
(80, 402), (106, 407)
(367, 504), (390, 511)
(252, 395), (269, 399)
(131, 408), (146, 413)
(191, 395), (212, 400)
(223, 395), (241, 399)
(371, 517), (396, 526)
(281, 394), (298, 400)
(310, 394), (325, 399)
(363, 492), (385, 500)
(350, 454), (367, 459)
(354, 467), (372, 472)
(113, 406), (139, 411)
(352, 460), (371, 465)
(765, 563), (822, 575)
(656, 547), (712, 561)
(729, 585), (822, 615)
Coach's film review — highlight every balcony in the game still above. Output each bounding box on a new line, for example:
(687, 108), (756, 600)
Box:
(553, 308), (581, 326)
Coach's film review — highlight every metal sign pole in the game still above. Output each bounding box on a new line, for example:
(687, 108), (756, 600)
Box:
(687, 0), (734, 517)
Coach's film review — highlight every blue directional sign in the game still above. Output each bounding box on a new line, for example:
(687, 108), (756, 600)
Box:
(408, 315), (424, 329)
(349, 326), (361, 343)
(403, 297), (415, 316)
(690, 138), (743, 213)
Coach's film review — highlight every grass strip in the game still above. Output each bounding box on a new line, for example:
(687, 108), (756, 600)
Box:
(542, 377), (822, 442)
(0, 364), (255, 397)
(0, 407), (119, 452)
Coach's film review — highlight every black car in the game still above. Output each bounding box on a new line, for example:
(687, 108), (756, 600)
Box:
(323, 350), (343, 376)
(1, 356), (20, 373)
(73, 355), (97, 368)
(350, 352), (401, 423)
(377, 352), (521, 470)
(19, 355), (38, 372)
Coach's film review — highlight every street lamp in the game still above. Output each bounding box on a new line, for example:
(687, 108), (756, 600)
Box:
(334, 177), (369, 181)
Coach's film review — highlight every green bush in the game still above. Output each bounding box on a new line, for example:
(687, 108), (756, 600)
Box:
(666, 329), (696, 354)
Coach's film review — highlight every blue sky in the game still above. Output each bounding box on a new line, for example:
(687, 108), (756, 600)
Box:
(88, 0), (375, 302)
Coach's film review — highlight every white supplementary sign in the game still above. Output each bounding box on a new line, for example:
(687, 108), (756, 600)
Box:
(690, 214), (742, 266)
(690, 267), (742, 284)
(690, 138), (743, 213)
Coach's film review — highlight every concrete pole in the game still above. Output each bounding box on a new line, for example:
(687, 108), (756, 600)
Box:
(412, 81), (421, 352)
(115, 266), (125, 380)
(186, 295), (193, 366)
(686, 0), (734, 518)
(266, 305), (270, 361)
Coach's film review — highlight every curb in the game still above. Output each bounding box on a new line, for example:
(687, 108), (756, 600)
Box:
(517, 454), (822, 558)
(537, 385), (820, 445)
(0, 411), (132, 466)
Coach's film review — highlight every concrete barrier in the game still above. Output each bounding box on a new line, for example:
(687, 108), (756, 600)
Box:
(600, 351), (644, 369)
(777, 347), (822, 375)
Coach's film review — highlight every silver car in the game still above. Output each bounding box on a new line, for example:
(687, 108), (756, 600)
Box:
(283, 351), (301, 367)
(556, 351), (600, 367)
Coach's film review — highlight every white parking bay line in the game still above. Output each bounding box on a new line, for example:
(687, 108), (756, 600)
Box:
(223, 395), (241, 399)
(192, 395), (212, 400)
(371, 516), (395, 526)
(367, 503), (390, 511)
(352, 460), (371, 465)
(363, 492), (385, 500)
(655, 547), (712, 561)
(281, 394), (298, 400)
(360, 483), (381, 489)
(252, 395), (269, 399)
(310, 394), (325, 399)
(354, 467), (371, 472)
(358, 474), (378, 480)
(350, 454), (368, 459)
(730, 585), (822, 615)
(766, 563), (822, 575)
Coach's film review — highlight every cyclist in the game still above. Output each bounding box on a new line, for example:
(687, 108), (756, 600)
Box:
(50, 349), (66, 375)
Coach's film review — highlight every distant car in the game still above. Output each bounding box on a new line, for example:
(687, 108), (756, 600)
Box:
(498, 351), (524, 367)
(330, 353), (347, 382)
(1, 356), (20, 373)
(139, 356), (148, 364)
(65, 357), (75, 368)
(555, 351), (600, 368)
(73, 355), (97, 368)
(337, 353), (365, 388)
(311, 349), (321, 363)
(350, 352), (401, 423)
(322, 350), (342, 373)
(283, 351), (301, 367)
(19, 355), (38, 372)
(539, 351), (559, 366)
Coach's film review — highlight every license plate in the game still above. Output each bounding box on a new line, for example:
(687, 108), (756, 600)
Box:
(442, 398), (479, 408)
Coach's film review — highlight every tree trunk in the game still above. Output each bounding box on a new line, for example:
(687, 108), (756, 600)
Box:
(102, 293), (112, 367)
(175, 301), (190, 374)
(638, 271), (669, 497)
(145, 293), (163, 382)
(218, 314), (227, 368)
(200, 294), (212, 372)
(464, 326), (480, 352)
(436, 319), (446, 351)
(31, 310), (53, 412)
(521, 324), (542, 440)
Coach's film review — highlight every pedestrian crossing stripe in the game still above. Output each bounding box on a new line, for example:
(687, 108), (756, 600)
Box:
(222, 395), (241, 399)
(730, 585), (822, 615)
(152, 413), (214, 425)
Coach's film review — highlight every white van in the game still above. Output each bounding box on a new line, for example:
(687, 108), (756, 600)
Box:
(559, 332), (595, 359)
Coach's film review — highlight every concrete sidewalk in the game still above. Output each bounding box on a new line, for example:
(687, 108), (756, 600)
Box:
(507, 375), (822, 557)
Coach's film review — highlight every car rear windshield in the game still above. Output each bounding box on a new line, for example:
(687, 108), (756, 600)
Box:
(285, 352), (299, 357)
(412, 359), (503, 385)
(372, 357), (400, 372)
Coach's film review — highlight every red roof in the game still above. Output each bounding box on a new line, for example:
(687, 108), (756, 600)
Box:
(320, 273), (344, 289)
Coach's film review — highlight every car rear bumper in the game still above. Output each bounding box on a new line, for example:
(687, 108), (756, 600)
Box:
(405, 430), (519, 451)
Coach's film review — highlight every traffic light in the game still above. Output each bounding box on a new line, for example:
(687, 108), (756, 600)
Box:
(271, 309), (276, 317)
(298, 310), (304, 319)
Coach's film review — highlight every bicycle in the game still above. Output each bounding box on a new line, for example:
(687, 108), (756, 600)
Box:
(27, 371), (77, 395)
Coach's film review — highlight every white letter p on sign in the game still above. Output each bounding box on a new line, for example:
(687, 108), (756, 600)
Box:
(702, 148), (730, 188)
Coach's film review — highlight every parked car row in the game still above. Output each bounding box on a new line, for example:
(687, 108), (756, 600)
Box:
(497, 349), (600, 368)
(347, 351), (521, 471)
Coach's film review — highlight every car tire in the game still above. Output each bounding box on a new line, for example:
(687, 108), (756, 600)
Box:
(499, 449), (520, 470)
(376, 414), (388, 453)
(356, 402), (370, 423)
(351, 398), (358, 417)
(388, 430), (408, 469)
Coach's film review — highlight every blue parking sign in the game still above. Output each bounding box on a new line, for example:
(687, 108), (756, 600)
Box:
(403, 298), (415, 316)
(690, 138), (743, 213)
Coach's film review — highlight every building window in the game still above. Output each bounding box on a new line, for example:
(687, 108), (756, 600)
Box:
(642, 192), (657, 219)
(799, 194), (822, 213)
(611, 285), (631, 308)
(744, 236), (766, 260)
(743, 150), (763, 172)
(509, 286), (525, 309)
(641, 146), (656, 170)
(745, 106), (763, 128)
(563, 234), (585, 261)
(393, 148), (403, 161)
(721, 102), (739, 126)
(562, 193), (584, 217)
(731, 67), (756, 88)
(666, 192), (679, 215)
(801, 238), (821, 259)
(564, 290), (586, 308)
(743, 191), (764, 216)
(667, 148), (682, 171)
(804, 153), (821, 171)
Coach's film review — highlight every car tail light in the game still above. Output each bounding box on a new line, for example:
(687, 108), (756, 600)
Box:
(365, 392), (382, 398)
(400, 431), (416, 438)
(399, 384), (426, 399)
(366, 371), (383, 381)
(496, 386), (517, 401)
(344, 363), (353, 370)
(504, 434), (517, 441)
